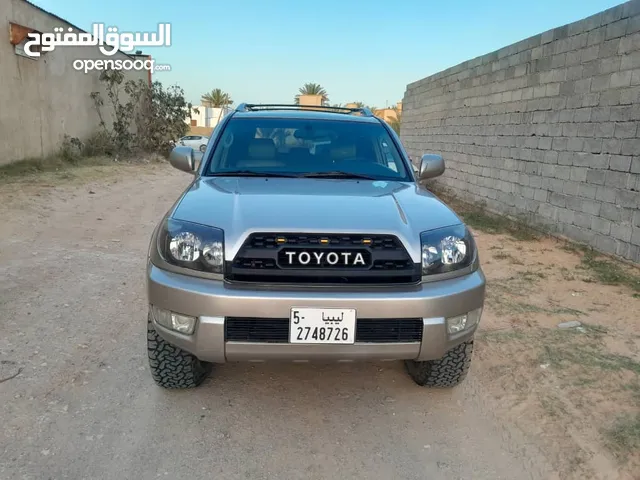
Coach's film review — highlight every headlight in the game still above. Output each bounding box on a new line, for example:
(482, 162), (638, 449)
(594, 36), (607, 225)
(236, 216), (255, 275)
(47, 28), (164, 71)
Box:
(420, 224), (476, 276)
(158, 218), (224, 274)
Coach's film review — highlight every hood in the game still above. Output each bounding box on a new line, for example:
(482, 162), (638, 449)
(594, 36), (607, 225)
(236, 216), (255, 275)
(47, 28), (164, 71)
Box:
(171, 177), (463, 262)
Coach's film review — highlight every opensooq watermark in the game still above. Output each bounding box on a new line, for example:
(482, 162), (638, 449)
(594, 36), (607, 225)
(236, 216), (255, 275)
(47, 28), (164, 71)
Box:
(21, 23), (172, 72)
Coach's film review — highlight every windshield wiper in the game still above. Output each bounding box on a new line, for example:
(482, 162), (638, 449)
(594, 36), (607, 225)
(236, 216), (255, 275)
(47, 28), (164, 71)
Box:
(298, 171), (377, 180)
(208, 171), (298, 178)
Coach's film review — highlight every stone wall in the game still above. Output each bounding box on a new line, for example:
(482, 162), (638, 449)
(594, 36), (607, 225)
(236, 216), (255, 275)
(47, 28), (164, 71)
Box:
(401, 0), (640, 263)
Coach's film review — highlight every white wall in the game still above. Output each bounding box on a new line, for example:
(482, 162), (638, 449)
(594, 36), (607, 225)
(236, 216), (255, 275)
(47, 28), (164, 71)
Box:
(188, 106), (232, 128)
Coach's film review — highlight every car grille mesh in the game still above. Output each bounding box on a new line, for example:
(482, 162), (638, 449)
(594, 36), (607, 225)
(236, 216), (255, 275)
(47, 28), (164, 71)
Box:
(227, 233), (420, 285)
(225, 317), (424, 343)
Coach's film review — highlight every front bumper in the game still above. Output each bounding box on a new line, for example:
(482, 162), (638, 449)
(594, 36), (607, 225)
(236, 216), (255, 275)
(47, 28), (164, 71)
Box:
(146, 263), (486, 363)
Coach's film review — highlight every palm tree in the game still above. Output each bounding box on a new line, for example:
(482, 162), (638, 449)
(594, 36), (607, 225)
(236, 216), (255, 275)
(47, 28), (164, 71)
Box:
(201, 88), (233, 127)
(294, 83), (329, 105)
(201, 88), (233, 108)
(388, 106), (402, 135)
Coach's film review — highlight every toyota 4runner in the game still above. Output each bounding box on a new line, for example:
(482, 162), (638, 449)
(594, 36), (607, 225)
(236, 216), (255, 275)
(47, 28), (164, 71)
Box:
(146, 104), (485, 389)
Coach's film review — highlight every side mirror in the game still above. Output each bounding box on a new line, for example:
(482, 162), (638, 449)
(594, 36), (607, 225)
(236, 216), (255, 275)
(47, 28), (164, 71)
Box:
(418, 154), (445, 180)
(169, 146), (196, 174)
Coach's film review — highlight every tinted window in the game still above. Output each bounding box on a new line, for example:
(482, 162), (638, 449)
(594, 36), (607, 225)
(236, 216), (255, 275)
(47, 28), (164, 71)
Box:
(205, 117), (410, 181)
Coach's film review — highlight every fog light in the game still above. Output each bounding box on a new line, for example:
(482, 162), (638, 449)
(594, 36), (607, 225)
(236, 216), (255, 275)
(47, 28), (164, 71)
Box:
(446, 307), (483, 334)
(447, 314), (468, 334)
(152, 305), (197, 335)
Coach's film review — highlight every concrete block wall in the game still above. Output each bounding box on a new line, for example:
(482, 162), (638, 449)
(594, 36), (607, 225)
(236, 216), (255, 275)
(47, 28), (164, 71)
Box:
(401, 0), (640, 263)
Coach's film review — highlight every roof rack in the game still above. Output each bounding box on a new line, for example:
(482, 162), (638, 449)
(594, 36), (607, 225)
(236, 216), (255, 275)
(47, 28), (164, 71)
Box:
(235, 103), (374, 117)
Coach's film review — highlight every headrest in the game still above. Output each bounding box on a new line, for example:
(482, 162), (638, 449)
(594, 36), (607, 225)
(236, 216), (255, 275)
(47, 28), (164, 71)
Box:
(330, 143), (356, 160)
(248, 138), (276, 159)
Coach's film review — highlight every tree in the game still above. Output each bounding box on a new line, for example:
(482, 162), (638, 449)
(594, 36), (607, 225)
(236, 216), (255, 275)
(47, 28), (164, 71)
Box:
(201, 88), (233, 108)
(294, 82), (329, 105)
(90, 69), (194, 156)
(388, 105), (402, 135)
(201, 88), (233, 127)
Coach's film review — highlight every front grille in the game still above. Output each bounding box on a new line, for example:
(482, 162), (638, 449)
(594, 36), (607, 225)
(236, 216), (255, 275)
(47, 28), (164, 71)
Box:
(225, 317), (423, 343)
(227, 233), (420, 285)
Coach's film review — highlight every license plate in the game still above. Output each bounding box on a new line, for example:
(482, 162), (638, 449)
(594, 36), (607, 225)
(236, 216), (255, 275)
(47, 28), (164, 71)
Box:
(289, 307), (356, 344)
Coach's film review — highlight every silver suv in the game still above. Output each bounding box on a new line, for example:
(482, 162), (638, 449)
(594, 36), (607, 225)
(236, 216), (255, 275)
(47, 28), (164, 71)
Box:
(146, 104), (485, 389)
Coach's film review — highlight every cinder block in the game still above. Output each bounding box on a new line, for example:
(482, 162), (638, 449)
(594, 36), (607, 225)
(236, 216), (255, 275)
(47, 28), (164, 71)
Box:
(614, 122), (638, 138)
(621, 50), (640, 70)
(583, 138), (603, 153)
(581, 198), (603, 216)
(565, 96), (582, 109)
(611, 223), (633, 242)
(610, 106), (635, 122)
(633, 208), (640, 227)
(608, 20), (629, 40)
(570, 166), (589, 182)
(586, 168), (607, 185)
(578, 183), (598, 199)
(601, 202), (623, 221)
(563, 180), (581, 195)
(619, 86), (640, 104)
(602, 138), (623, 154)
(600, 56), (623, 75)
(539, 137), (553, 150)
(582, 93), (600, 107)
(617, 189), (640, 208)
(631, 156), (640, 173)
(591, 106), (612, 122)
(565, 50), (582, 67)
(552, 137), (569, 150)
(619, 31), (640, 53)
(633, 227), (640, 245)
(558, 151), (574, 165)
(594, 122), (615, 138)
(599, 90), (622, 106)
(592, 74), (612, 92)
(610, 155), (632, 171)
(574, 108), (592, 122)
(582, 45), (601, 62)
(610, 70), (633, 88)
(575, 80), (593, 97)
(549, 192), (568, 207)
(591, 216), (612, 235)
(632, 69), (640, 85)
(594, 234), (618, 255)
(606, 171), (635, 190)
(573, 212), (594, 229)
(567, 65), (584, 80)
(534, 189), (548, 202)
(621, 138), (640, 155)
(555, 165), (572, 180)
(587, 28), (605, 46)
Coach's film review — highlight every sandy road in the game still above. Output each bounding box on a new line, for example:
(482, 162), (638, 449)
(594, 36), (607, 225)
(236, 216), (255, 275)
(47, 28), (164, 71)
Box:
(0, 164), (553, 480)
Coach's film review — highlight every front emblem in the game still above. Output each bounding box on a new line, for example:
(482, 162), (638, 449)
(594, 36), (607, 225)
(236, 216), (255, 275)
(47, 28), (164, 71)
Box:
(278, 248), (372, 269)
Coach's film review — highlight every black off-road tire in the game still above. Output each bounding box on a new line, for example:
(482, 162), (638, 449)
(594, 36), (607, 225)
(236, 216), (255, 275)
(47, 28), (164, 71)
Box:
(404, 340), (474, 387)
(147, 312), (212, 389)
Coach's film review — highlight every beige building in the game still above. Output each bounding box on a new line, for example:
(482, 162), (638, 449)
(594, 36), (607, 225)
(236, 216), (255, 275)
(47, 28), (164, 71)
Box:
(0, 0), (150, 165)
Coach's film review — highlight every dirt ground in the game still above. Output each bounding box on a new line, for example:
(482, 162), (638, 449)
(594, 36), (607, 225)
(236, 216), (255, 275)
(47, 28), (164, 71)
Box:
(0, 162), (638, 480)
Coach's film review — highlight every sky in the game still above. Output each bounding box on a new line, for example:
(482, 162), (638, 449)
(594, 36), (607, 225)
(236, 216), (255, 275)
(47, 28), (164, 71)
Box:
(30, 0), (624, 109)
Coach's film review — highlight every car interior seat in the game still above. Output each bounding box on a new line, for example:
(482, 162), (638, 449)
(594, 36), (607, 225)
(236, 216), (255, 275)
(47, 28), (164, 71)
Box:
(235, 138), (286, 169)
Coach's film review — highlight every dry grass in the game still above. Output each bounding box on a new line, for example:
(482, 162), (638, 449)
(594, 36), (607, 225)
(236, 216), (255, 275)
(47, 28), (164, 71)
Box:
(434, 186), (640, 478)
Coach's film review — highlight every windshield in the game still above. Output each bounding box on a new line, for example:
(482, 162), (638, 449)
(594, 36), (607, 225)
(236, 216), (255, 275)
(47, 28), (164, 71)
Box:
(204, 117), (412, 181)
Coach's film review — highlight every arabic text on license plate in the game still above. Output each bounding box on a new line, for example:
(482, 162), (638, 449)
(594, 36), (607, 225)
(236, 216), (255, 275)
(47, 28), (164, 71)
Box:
(289, 308), (356, 344)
